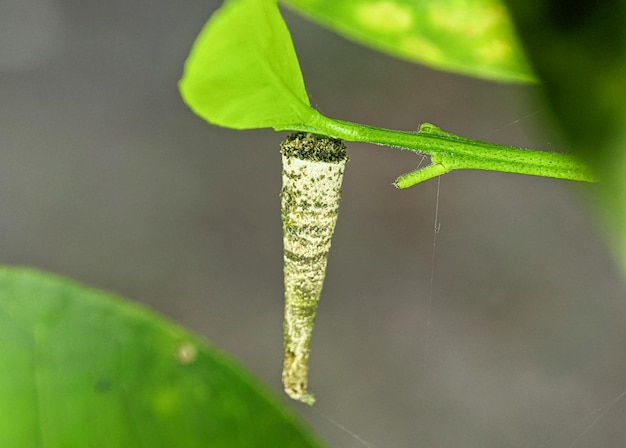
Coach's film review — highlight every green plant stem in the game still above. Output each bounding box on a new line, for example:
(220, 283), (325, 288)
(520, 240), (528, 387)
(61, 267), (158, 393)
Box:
(287, 113), (596, 188)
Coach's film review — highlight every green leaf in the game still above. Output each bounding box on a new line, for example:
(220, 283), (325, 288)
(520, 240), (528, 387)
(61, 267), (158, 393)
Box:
(0, 267), (324, 448)
(179, 0), (316, 130)
(282, 0), (535, 83)
(177, 0), (590, 188)
(503, 1), (626, 274)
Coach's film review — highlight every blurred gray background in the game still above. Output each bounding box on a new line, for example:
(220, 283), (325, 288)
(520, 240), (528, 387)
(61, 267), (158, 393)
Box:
(2, 0), (626, 447)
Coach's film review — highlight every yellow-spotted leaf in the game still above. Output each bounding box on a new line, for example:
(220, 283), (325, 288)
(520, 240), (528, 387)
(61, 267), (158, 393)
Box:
(282, 0), (535, 83)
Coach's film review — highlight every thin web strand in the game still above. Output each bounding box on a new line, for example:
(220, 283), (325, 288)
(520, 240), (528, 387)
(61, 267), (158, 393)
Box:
(527, 389), (626, 448)
(424, 175), (441, 353)
(486, 110), (540, 136)
(485, 110), (555, 151)
(565, 389), (626, 448)
(313, 408), (379, 448)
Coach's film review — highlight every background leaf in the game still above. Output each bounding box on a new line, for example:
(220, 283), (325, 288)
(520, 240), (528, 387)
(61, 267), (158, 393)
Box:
(282, 0), (535, 83)
(0, 267), (324, 448)
(503, 1), (626, 275)
(179, 0), (315, 130)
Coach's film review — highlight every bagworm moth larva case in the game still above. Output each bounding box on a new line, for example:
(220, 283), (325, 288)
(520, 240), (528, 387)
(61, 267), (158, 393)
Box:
(280, 132), (347, 405)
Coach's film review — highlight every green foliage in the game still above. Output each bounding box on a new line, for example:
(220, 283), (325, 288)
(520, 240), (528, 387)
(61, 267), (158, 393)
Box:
(3, 0), (623, 445)
(179, 0), (589, 186)
(283, 0), (535, 82)
(179, 0), (536, 132)
(0, 268), (324, 448)
(179, 0), (315, 130)
(503, 0), (626, 274)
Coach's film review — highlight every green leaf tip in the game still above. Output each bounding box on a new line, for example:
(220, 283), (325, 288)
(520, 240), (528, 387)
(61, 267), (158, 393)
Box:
(179, 0), (315, 131)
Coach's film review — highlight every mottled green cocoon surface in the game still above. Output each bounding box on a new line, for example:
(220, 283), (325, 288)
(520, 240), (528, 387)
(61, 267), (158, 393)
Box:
(280, 133), (347, 405)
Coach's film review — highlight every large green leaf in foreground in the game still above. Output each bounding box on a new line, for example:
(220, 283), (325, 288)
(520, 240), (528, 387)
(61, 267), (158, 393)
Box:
(180, 0), (315, 130)
(0, 268), (323, 448)
(282, 0), (535, 83)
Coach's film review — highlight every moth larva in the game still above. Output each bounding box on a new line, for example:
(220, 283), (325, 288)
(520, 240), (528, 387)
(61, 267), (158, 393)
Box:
(280, 132), (348, 405)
